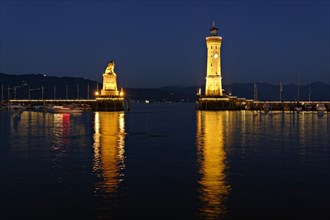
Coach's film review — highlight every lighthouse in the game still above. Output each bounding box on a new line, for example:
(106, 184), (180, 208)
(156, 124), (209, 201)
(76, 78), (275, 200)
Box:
(197, 23), (249, 110)
(205, 22), (223, 96)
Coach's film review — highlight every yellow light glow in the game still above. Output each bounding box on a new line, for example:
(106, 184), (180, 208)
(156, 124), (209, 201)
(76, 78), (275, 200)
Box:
(196, 111), (229, 219)
(95, 91), (99, 96)
(119, 88), (124, 97)
(93, 112), (126, 194)
(93, 112), (101, 172)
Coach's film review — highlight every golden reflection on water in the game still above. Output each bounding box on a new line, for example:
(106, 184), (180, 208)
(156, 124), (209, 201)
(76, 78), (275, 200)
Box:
(93, 112), (125, 194)
(196, 111), (229, 219)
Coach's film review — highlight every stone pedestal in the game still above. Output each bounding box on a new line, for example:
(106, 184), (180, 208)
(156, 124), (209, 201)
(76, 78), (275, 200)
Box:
(101, 73), (119, 96)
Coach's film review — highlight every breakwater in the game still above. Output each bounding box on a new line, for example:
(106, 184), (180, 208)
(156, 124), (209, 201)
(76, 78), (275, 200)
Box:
(196, 96), (330, 111)
(7, 98), (125, 111)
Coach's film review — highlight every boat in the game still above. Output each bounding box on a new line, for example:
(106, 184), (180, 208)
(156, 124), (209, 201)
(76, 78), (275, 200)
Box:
(48, 105), (84, 113)
(9, 104), (27, 111)
(316, 103), (327, 112)
(303, 103), (313, 111)
(32, 105), (47, 112)
(294, 103), (302, 112)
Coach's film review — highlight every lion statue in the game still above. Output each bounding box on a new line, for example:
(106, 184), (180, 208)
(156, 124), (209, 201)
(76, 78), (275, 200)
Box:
(105, 61), (116, 75)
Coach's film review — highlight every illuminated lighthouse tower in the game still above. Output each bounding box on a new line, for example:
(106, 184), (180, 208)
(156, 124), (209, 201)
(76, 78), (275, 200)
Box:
(205, 22), (223, 96)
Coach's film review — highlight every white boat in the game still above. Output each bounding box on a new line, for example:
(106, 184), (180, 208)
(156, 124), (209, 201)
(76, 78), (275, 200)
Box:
(294, 103), (302, 112)
(9, 104), (27, 110)
(316, 104), (327, 112)
(49, 105), (84, 113)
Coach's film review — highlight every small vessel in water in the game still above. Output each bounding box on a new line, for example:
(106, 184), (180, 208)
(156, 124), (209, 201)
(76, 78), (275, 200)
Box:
(316, 103), (327, 112)
(294, 103), (302, 112)
(9, 104), (27, 111)
(32, 105), (47, 112)
(303, 103), (313, 111)
(48, 104), (84, 113)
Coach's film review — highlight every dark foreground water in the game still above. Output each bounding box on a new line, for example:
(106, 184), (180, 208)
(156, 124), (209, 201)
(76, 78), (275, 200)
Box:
(1, 103), (329, 220)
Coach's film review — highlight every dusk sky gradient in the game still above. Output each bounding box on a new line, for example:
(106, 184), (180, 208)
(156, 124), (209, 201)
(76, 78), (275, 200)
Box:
(1, 1), (329, 88)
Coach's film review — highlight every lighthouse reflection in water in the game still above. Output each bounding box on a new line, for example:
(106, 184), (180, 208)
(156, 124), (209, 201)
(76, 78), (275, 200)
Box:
(197, 111), (229, 219)
(93, 112), (126, 195)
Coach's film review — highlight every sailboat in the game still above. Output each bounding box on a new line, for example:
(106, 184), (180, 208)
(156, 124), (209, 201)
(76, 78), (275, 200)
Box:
(295, 103), (302, 112)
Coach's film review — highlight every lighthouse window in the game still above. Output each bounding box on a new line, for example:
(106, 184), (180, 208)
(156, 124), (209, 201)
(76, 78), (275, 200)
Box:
(211, 46), (212, 49)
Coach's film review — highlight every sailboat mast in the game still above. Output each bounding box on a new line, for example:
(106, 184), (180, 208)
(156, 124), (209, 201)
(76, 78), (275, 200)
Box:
(309, 83), (311, 102)
(280, 81), (283, 102)
(297, 72), (300, 103)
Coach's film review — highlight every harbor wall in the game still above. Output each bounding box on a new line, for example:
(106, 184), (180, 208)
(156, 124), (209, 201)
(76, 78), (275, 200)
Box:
(197, 96), (330, 111)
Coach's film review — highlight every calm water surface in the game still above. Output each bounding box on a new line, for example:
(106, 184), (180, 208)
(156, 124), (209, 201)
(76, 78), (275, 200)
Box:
(0, 103), (329, 219)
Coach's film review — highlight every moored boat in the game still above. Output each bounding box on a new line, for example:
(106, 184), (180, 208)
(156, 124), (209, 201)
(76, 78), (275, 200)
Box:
(294, 103), (302, 112)
(303, 103), (313, 111)
(316, 103), (327, 112)
(9, 104), (27, 111)
(49, 105), (84, 113)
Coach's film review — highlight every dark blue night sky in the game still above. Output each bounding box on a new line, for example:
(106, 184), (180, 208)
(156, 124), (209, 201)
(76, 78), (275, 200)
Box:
(1, 1), (329, 88)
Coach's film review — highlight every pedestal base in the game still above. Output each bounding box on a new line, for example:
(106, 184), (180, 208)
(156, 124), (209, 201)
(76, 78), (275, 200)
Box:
(95, 96), (124, 111)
